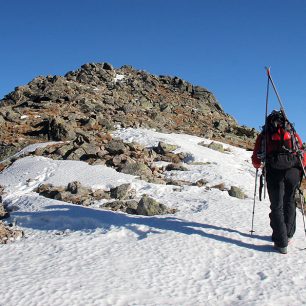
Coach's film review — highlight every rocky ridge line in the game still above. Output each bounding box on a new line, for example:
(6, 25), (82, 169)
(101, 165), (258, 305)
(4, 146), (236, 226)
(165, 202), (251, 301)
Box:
(0, 62), (257, 161)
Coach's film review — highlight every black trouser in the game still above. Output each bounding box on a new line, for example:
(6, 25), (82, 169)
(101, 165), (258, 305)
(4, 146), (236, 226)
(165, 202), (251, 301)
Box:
(266, 166), (300, 247)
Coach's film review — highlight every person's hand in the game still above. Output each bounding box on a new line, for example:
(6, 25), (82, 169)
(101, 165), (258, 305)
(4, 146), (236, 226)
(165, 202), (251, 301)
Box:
(252, 161), (262, 169)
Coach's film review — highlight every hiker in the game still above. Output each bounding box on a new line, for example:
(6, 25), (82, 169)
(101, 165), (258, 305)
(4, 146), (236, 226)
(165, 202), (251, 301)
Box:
(252, 110), (306, 254)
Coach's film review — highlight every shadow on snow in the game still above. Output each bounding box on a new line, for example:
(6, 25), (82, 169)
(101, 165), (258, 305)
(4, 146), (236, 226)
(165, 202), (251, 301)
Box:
(13, 204), (272, 252)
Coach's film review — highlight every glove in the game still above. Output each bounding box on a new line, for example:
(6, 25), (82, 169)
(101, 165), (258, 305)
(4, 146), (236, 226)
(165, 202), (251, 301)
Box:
(252, 160), (261, 169)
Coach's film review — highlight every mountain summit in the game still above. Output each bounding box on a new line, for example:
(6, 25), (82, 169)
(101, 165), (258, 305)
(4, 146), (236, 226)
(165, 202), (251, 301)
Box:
(0, 62), (256, 160)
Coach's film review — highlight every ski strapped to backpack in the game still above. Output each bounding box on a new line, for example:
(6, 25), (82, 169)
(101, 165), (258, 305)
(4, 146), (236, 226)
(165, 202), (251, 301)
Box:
(251, 67), (306, 236)
(266, 68), (306, 235)
(256, 69), (305, 174)
(265, 67), (305, 166)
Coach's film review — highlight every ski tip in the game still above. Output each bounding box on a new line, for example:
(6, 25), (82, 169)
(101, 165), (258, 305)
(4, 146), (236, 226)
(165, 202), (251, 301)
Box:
(265, 66), (271, 76)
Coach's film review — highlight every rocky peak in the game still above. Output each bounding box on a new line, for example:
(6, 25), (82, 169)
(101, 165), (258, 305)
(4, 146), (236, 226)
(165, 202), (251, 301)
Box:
(0, 62), (257, 161)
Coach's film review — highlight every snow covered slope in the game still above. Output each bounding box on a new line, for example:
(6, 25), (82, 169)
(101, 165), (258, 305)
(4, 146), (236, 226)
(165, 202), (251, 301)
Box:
(0, 128), (306, 306)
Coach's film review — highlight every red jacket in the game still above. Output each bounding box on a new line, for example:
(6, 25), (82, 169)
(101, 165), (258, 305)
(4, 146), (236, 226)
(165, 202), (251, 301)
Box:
(252, 131), (306, 168)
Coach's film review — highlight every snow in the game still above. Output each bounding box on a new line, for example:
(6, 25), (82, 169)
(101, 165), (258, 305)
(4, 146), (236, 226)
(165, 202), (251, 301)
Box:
(2, 141), (63, 164)
(1, 128), (306, 306)
(114, 74), (125, 82)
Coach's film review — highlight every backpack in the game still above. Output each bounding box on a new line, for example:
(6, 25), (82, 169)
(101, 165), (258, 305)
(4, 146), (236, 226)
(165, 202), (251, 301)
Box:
(261, 110), (299, 169)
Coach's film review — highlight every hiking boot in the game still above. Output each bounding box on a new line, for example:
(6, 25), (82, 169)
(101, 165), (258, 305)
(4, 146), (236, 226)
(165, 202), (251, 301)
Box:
(274, 244), (287, 254)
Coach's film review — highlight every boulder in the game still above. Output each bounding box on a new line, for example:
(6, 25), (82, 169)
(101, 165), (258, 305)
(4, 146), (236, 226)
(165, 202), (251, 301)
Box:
(48, 117), (76, 141)
(192, 86), (210, 100)
(228, 186), (247, 199)
(136, 195), (170, 216)
(4, 110), (20, 122)
(105, 139), (127, 155)
(92, 189), (110, 200)
(214, 119), (229, 132)
(98, 118), (114, 130)
(165, 163), (188, 171)
(36, 183), (65, 198)
(120, 162), (152, 180)
(110, 183), (135, 200)
(67, 147), (86, 160)
(0, 143), (20, 162)
(54, 144), (75, 159)
(166, 179), (193, 186)
(155, 141), (178, 155)
(103, 200), (138, 214)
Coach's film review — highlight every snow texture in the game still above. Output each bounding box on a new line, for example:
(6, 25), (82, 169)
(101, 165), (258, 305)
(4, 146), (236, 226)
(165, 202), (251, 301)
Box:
(0, 128), (306, 306)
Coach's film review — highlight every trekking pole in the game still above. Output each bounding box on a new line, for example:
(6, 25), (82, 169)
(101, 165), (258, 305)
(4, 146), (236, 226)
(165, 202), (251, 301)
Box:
(250, 168), (259, 235)
(263, 67), (270, 200)
(259, 168), (266, 201)
(299, 188), (306, 238)
(265, 67), (306, 236)
(297, 155), (306, 237)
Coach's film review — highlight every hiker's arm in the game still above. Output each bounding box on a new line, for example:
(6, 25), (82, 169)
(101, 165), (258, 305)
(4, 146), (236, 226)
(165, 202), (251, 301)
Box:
(252, 134), (262, 168)
(295, 133), (306, 167)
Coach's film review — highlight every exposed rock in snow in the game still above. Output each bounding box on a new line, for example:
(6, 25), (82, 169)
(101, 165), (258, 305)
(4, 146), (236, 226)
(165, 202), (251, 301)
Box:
(0, 222), (23, 244)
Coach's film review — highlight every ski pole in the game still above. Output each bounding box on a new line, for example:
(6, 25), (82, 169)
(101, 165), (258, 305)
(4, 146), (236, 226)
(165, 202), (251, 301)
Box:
(299, 188), (306, 238)
(263, 67), (270, 200)
(297, 155), (306, 237)
(250, 168), (259, 235)
(259, 170), (266, 201)
(262, 167), (267, 200)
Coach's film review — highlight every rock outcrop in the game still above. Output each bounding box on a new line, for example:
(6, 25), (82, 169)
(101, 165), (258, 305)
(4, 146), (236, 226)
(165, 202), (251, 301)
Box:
(0, 62), (257, 162)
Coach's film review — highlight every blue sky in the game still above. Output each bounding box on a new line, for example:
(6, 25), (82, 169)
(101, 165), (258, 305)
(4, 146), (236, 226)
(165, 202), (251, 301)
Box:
(1, 0), (306, 140)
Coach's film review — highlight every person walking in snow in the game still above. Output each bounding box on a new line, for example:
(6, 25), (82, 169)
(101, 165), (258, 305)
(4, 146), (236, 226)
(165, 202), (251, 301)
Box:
(252, 110), (306, 254)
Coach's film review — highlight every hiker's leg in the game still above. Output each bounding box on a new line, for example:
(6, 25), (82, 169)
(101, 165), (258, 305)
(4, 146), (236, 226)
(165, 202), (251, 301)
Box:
(284, 167), (300, 238)
(266, 168), (288, 247)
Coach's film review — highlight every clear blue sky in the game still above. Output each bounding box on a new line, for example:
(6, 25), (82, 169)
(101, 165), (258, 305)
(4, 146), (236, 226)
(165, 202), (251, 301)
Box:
(1, 0), (306, 140)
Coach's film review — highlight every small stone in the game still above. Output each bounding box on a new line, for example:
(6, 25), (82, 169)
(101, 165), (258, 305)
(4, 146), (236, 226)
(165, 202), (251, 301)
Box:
(165, 163), (188, 171)
(67, 181), (82, 194)
(211, 183), (226, 191)
(193, 179), (208, 187)
(228, 186), (246, 199)
(155, 141), (178, 155)
(208, 142), (224, 153)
